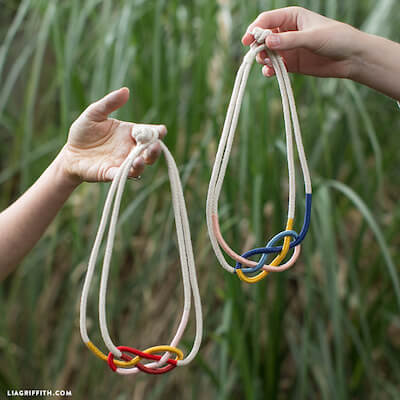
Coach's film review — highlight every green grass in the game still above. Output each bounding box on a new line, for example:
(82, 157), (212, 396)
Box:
(1, 0), (400, 399)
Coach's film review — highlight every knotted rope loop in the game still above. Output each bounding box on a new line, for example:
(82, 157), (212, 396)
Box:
(252, 27), (272, 44)
(80, 128), (203, 375)
(107, 345), (183, 374)
(243, 27), (272, 64)
(206, 28), (312, 284)
(236, 230), (300, 275)
(131, 125), (161, 144)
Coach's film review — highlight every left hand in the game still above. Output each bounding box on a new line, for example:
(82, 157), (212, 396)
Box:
(60, 87), (166, 184)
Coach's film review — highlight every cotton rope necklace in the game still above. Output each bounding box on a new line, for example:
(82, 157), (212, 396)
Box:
(206, 27), (312, 284)
(80, 125), (202, 375)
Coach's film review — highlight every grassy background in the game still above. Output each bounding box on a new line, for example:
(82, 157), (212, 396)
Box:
(1, 0), (400, 399)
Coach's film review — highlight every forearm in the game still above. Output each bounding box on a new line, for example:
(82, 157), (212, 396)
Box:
(0, 149), (79, 280)
(351, 30), (400, 101)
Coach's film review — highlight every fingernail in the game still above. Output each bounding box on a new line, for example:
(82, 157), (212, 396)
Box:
(158, 125), (167, 136)
(264, 58), (272, 67)
(262, 66), (268, 76)
(262, 66), (272, 78)
(267, 34), (280, 48)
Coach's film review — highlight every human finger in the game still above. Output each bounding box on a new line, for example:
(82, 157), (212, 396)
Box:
(256, 50), (267, 64)
(265, 30), (310, 51)
(256, 53), (273, 68)
(262, 65), (275, 77)
(129, 156), (145, 177)
(143, 142), (162, 165)
(242, 7), (303, 45)
(86, 87), (130, 122)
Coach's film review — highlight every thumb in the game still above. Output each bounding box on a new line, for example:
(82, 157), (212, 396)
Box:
(266, 31), (311, 51)
(86, 87), (130, 122)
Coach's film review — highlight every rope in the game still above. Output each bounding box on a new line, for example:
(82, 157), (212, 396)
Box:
(206, 27), (312, 284)
(79, 125), (203, 375)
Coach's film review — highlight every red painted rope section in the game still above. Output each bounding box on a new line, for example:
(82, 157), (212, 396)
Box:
(107, 346), (178, 374)
(135, 360), (177, 375)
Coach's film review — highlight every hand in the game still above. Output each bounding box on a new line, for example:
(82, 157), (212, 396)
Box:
(60, 87), (166, 184)
(242, 7), (362, 79)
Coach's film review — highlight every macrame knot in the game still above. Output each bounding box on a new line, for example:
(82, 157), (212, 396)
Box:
(132, 126), (160, 144)
(252, 27), (272, 44)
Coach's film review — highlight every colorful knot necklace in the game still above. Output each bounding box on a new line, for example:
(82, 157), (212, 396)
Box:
(80, 125), (203, 375)
(206, 27), (312, 284)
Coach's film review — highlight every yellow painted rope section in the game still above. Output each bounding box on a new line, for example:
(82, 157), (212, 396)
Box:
(86, 341), (108, 362)
(86, 341), (183, 367)
(236, 218), (294, 283)
(115, 345), (184, 368)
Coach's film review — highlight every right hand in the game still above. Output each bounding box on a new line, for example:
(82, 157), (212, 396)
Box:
(61, 88), (167, 184)
(242, 7), (362, 80)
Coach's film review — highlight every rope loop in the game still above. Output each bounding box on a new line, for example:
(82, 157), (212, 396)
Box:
(252, 27), (272, 44)
(236, 229), (299, 275)
(79, 131), (203, 375)
(131, 125), (162, 144)
(107, 345), (183, 375)
(206, 28), (312, 284)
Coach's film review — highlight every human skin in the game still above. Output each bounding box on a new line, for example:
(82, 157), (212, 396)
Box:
(242, 6), (400, 101)
(0, 87), (166, 280)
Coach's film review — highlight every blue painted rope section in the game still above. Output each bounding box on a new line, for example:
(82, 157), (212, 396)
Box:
(289, 193), (312, 248)
(234, 194), (312, 273)
(236, 230), (299, 274)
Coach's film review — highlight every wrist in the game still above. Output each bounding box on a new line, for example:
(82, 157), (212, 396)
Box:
(52, 146), (82, 192)
(347, 30), (400, 100)
(346, 27), (370, 82)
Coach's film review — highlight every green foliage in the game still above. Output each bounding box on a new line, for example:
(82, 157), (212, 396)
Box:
(1, 0), (399, 399)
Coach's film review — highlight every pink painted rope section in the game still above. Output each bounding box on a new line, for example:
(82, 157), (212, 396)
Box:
(211, 214), (301, 272)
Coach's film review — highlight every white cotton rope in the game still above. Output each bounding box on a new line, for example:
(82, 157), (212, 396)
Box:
(206, 27), (312, 274)
(79, 125), (203, 375)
